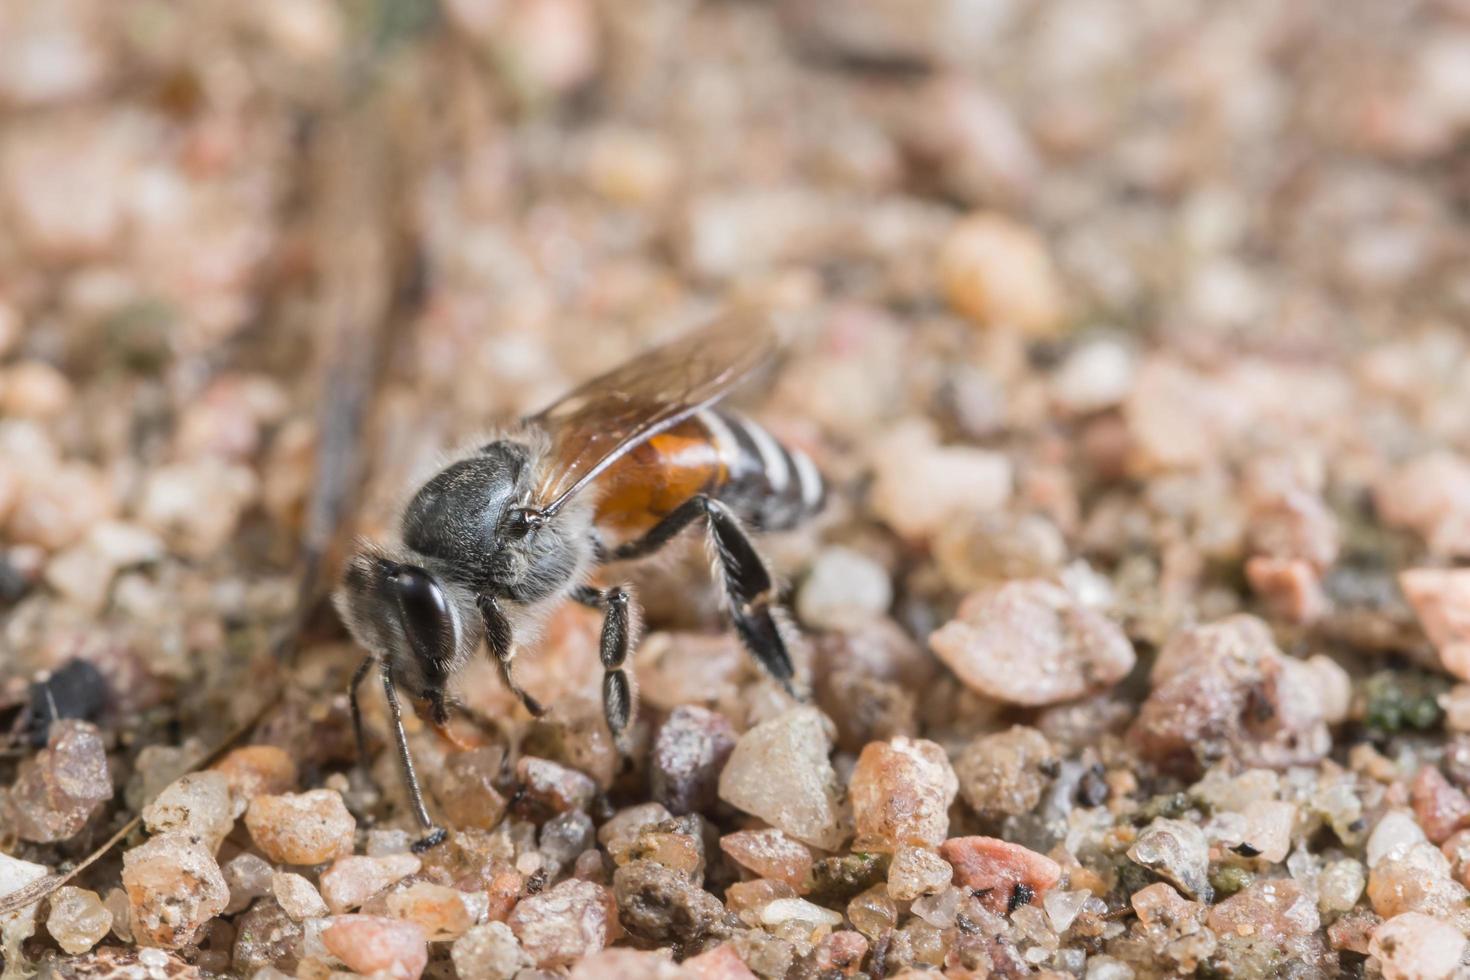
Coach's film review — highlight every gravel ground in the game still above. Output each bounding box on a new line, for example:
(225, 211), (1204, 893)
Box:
(5, 1), (1470, 978)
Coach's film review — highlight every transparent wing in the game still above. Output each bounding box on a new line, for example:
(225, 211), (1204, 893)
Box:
(527, 312), (779, 516)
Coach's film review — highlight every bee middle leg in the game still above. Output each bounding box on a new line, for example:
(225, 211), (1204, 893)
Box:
(571, 584), (637, 742)
(605, 495), (800, 697)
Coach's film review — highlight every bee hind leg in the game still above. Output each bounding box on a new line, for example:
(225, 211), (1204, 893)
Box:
(572, 584), (638, 747)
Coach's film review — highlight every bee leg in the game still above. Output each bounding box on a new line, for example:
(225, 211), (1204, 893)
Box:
(700, 498), (800, 698)
(572, 584), (638, 744)
(478, 594), (544, 718)
(348, 654), (375, 770)
(605, 496), (706, 562)
(380, 662), (446, 851)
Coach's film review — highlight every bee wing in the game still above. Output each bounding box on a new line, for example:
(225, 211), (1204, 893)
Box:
(527, 311), (779, 516)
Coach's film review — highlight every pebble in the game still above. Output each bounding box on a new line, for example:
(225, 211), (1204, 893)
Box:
(1368, 810), (1429, 868)
(321, 914), (428, 980)
(567, 948), (687, 979)
(651, 705), (736, 816)
(929, 580), (1135, 706)
(1130, 616), (1331, 775)
(212, 745), (298, 808)
(272, 873), (328, 921)
(230, 899), (302, 975)
(956, 725), (1058, 817)
(1239, 800), (1296, 864)
(934, 512), (1068, 592)
(760, 896), (843, 930)
(244, 789), (356, 865)
(1043, 889), (1090, 934)
(719, 829), (813, 890)
(141, 771), (235, 853)
(102, 887), (131, 942)
(508, 878), (615, 968)
(1400, 568), (1470, 681)
(5, 463), (111, 550)
(1317, 859), (1366, 915)
(869, 430), (1013, 541)
(849, 736), (958, 851)
(1369, 911), (1467, 980)
(451, 921), (532, 980)
(1, 361), (72, 418)
(7, 719), (111, 842)
(938, 212), (1064, 333)
(1051, 339), (1135, 416)
(796, 546), (893, 628)
(1129, 818), (1213, 902)
(541, 810), (597, 874)
(137, 460), (258, 559)
(434, 746), (509, 831)
(1375, 452), (1470, 557)
(846, 884), (899, 939)
(717, 706), (849, 850)
(939, 836), (1062, 915)
(684, 942), (761, 979)
(886, 846), (953, 902)
(222, 853), (274, 915)
(1411, 766), (1470, 844)
(613, 859), (727, 950)
(121, 832), (229, 948)
(386, 882), (480, 940)
(516, 755), (598, 814)
(1206, 878), (1319, 942)
(45, 886), (111, 955)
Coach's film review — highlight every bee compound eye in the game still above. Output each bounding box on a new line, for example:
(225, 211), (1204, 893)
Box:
(391, 566), (453, 660)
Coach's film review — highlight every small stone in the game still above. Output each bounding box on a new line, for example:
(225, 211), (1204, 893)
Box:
(515, 756), (597, 814)
(137, 460), (257, 559)
(760, 897), (843, 930)
(1129, 882), (1197, 927)
(886, 846), (952, 902)
(1128, 818), (1213, 902)
(244, 789), (355, 865)
(796, 547), (893, 629)
(45, 887), (110, 955)
(719, 830), (813, 890)
(1367, 842), (1468, 919)
(568, 949), (687, 980)
(6, 462), (114, 551)
(272, 873), (328, 921)
(322, 914), (428, 980)
(1318, 859), (1366, 914)
(1051, 339), (1134, 416)
(846, 884), (898, 939)
(121, 832), (229, 948)
(911, 885), (964, 928)
(1401, 568), (1470, 681)
(231, 898), (302, 974)
(508, 878), (614, 968)
(849, 736), (958, 851)
(1239, 800), (1296, 863)
(141, 772), (234, 853)
(939, 836), (1062, 915)
(717, 707), (848, 850)
(1375, 452), (1470, 557)
(934, 512), (1067, 592)
(1368, 810), (1428, 868)
(212, 746), (298, 807)
(938, 211), (1063, 333)
(1042, 889), (1089, 934)
(726, 879), (797, 926)
(433, 746), (509, 831)
(929, 580), (1135, 705)
(869, 427), (1012, 541)
(685, 942), (761, 979)
(103, 887), (131, 942)
(1246, 557), (1329, 624)
(1206, 878), (1319, 943)
(319, 854), (422, 913)
(8, 719), (111, 842)
(651, 706), (736, 816)
(956, 725), (1057, 817)
(451, 921), (531, 980)
(541, 810), (597, 874)
(222, 853), (274, 915)
(613, 859), (727, 951)
(1411, 766), (1470, 844)
(1369, 911), (1467, 980)
(386, 882), (479, 940)
(599, 802), (673, 851)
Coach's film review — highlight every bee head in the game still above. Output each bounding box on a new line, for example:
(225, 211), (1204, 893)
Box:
(334, 546), (473, 684)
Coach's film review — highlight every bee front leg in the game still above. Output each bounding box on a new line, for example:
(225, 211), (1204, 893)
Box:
(572, 584), (638, 745)
(379, 662), (446, 851)
(478, 594), (544, 718)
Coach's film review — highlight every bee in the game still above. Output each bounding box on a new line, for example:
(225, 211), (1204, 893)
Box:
(334, 313), (826, 849)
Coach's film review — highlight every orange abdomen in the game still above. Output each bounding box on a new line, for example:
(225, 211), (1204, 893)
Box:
(593, 417), (727, 538)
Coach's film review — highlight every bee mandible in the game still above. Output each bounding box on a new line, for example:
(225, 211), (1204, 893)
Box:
(334, 313), (826, 849)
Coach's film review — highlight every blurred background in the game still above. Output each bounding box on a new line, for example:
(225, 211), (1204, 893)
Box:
(4, 0), (1470, 746)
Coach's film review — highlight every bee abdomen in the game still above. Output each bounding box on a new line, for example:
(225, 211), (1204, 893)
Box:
(701, 409), (825, 531)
